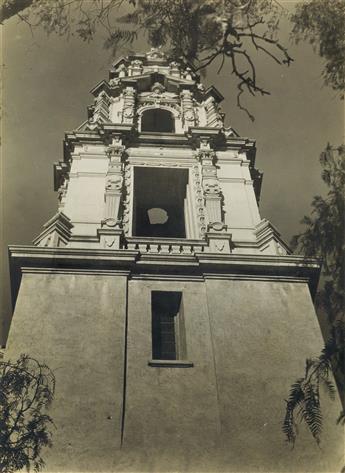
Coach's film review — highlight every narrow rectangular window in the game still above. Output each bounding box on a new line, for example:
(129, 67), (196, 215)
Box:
(151, 291), (185, 360)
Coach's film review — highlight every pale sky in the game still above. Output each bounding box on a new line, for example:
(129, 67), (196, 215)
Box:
(1, 1), (344, 343)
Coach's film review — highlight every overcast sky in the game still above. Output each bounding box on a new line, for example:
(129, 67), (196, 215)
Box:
(1, 1), (344, 342)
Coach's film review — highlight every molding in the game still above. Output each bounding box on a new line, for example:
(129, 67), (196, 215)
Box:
(136, 132), (189, 146)
(254, 218), (291, 255)
(21, 267), (131, 277)
(195, 252), (320, 267)
(128, 157), (196, 167)
(8, 246), (321, 310)
(69, 172), (108, 178)
(33, 212), (73, 248)
(130, 273), (204, 282)
(126, 237), (207, 246)
(148, 360), (194, 368)
(203, 273), (310, 284)
(219, 177), (246, 184)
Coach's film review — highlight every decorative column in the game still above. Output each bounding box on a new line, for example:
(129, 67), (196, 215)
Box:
(131, 59), (143, 76)
(122, 86), (136, 125)
(169, 61), (180, 78)
(180, 89), (196, 129)
(98, 136), (125, 249)
(197, 141), (232, 253)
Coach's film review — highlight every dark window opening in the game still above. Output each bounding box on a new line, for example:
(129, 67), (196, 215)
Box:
(141, 109), (175, 133)
(133, 167), (188, 238)
(152, 291), (184, 360)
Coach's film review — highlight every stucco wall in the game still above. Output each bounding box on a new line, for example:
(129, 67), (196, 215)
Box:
(205, 279), (343, 473)
(124, 279), (220, 443)
(4, 274), (343, 472)
(5, 271), (128, 472)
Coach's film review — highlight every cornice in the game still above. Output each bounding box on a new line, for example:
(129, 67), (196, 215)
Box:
(136, 132), (189, 146)
(21, 267), (131, 277)
(63, 127), (258, 161)
(8, 246), (321, 310)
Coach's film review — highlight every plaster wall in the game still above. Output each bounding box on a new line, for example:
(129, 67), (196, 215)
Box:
(64, 173), (106, 232)
(217, 159), (251, 180)
(206, 279), (343, 473)
(218, 160), (261, 234)
(222, 180), (259, 229)
(124, 279), (220, 450)
(4, 272), (343, 472)
(62, 148), (108, 236)
(5, 271), (128, 472)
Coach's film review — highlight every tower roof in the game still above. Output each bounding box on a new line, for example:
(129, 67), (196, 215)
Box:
(103, 48), (223, 104)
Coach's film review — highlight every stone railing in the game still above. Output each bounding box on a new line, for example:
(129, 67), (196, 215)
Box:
(123, 237), (206, 255)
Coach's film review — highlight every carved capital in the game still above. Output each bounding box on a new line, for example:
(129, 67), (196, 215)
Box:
(203, 180), (221, 195)
(196, 149), (216, 164)
(105, 176), (123, 192)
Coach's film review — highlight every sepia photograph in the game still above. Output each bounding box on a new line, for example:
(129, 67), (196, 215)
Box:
(1, 1), (344, 472)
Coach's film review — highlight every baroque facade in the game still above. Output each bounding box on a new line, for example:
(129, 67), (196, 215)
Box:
(5, 49), (343, 472)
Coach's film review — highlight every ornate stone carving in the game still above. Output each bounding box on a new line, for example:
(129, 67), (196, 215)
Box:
(151, 82), (165, 94)
(102, 143), (125, 228)
(180, 89), (196, 129)
(122, 164), (132, 235)
(146, 47), (166, 61)
(203, 181), (221, 194)
(116, 63), (127, 77)
(131, 59), (143, 76)
(169, 61), (180, 77)
(105, 176), (123, 191)
(57, 177), (69, 211)
(138, 101), (180, 119)
(197, 148), (226, 230)
(183, 67), (193, 80)
(109, 77), (121, 88)
(122, 87), (136, 124)
(191, 164), (207, 238)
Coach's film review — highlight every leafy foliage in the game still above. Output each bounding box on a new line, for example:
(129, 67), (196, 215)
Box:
(284, 145), (345, 445)
(290, 0), (345, 98)
(0, 355), (55, 473)
(291, 144), (345, 326)
(283, 321), (344, 446)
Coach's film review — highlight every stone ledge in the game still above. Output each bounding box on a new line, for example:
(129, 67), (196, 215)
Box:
(148, 360), (194, 368)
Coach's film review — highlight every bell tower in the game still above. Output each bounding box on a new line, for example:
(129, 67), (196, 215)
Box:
(5, 49), (342, 472)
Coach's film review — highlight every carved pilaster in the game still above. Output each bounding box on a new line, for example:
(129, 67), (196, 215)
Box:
(122, 164), (132, 236)
(180, 89), (196, 129)
(122, 86), (136, 124)
(197, 148), (227, 232)
(116, 63), (127, 77)
(131, 59), (143, 76)
(191, 164), (207, 238)
(169, 61), (181, 78)
(102, 140), (125, 229)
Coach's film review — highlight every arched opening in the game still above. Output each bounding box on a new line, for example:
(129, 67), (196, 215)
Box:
(141, 109), (175, 133)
